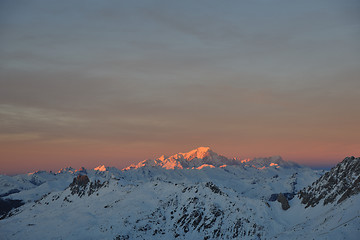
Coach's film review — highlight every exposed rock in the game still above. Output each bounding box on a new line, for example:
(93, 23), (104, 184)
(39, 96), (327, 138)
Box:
(277, 193), (290, 210)
(337, 175), (360, 204)
(69, 175), (108, 197)
(69, 175), (90, 197)
(299, 156), (360, 207)
(269, 192), (295, 202)
(0, 199), (24, 220)
(71, 175), (90, 187)
(205, 182), (224, 195)
(114, 235), (129, 240)
(131, 183), (264, 239)
(88, 180), (108, 196)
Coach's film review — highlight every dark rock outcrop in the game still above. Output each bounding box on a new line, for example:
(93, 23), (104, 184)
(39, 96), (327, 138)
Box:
(277, 193), (290, 210)
(298, 156), (360, 208)
(269, 192), (295, 202)
(69, 175), (90, 197)
(205, 182), (224, 195)
(69, 175), (108, 197)
(88, 180), (108, 196)
(0, 198), (24, 220)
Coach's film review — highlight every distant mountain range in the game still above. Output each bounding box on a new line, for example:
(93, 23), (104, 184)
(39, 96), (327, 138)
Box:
(1, 147), (359, 239)
(123, 147), (300, 170)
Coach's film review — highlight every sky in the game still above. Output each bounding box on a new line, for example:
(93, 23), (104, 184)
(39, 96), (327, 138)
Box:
(1, 0), (359, 174)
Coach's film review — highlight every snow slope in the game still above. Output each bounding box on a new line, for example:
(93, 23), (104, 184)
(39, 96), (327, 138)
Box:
(0, 147), (359, 239)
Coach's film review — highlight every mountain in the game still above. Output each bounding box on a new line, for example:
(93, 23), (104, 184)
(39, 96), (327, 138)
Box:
(298, 156), (360, 207)
(123, 147), (229, 170)
(0, 147), (359, 239)
(277, 156), (360, 239)
(123, 147), (298, 170)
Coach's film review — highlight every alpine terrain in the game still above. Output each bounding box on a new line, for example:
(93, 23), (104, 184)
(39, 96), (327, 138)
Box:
(0, 147), (359, 239)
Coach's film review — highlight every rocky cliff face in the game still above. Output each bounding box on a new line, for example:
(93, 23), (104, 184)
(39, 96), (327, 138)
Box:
(69, 175), (90, 197)
(277, 193), (290, 210)
(298, 156), (360, 208)
(69, 175), (108, 197)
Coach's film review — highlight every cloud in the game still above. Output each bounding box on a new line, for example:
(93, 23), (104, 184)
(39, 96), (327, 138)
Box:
(0, 0), (359, 173)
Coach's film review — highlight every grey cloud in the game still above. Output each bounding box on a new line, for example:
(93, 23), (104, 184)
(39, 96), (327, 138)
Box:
(0, 0), (359, 170)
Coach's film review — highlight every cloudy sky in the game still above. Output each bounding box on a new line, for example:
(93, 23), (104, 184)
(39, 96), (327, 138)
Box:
(1, 0), (359, 174)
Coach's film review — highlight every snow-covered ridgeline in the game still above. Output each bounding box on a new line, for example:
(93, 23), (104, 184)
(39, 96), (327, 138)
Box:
(1, 147), (359, 239)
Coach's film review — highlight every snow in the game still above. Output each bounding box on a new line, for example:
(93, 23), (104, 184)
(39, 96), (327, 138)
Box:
(196, 164), (215, 169)
(0, 148), (359, 239)
(180, 146), (212, 160)
(122, 147), (300, 171)
(94, 165), (107, 172)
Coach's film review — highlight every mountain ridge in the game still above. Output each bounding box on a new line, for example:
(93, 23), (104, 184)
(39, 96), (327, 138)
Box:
(299, 156), (360, 207)
(123, 147), (299, 171)
(1, 148), (359, 239)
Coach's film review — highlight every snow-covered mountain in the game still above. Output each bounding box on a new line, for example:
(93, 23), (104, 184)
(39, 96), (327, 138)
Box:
(299, 156), (360, 207)
(123, 147), (299, 170)
(0, 147), (359, 239)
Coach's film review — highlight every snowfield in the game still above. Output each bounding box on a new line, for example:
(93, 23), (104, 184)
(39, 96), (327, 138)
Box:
(1, 147), (359, 239)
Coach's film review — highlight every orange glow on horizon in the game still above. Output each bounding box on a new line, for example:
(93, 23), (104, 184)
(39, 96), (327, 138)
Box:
(1, 137), (358, 175)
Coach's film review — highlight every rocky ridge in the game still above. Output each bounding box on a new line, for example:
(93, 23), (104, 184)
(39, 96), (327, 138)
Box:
(299, 156), (360, 207)
(1, 148), (359, 239)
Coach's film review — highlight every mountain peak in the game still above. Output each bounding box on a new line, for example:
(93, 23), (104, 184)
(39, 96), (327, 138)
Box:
(299, 156), (360, 207)
(180, 147), (215, 161)
(123, 147), (221, 170)
(123, 147), (300, 171)
(94, 165), (107, 172)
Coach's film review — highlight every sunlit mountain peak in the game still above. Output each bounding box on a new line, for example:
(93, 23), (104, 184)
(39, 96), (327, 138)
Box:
(122, 147), (298, 171)
(94, 165), (107, 172)
(123, 147), (228, 170)
(179, 146), (215, 161)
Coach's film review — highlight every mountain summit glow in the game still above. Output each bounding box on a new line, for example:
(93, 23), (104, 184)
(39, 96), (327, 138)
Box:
(1, 152), (359, 239)
(179, 146), (214, 160)
(123, 147), (297, 171)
